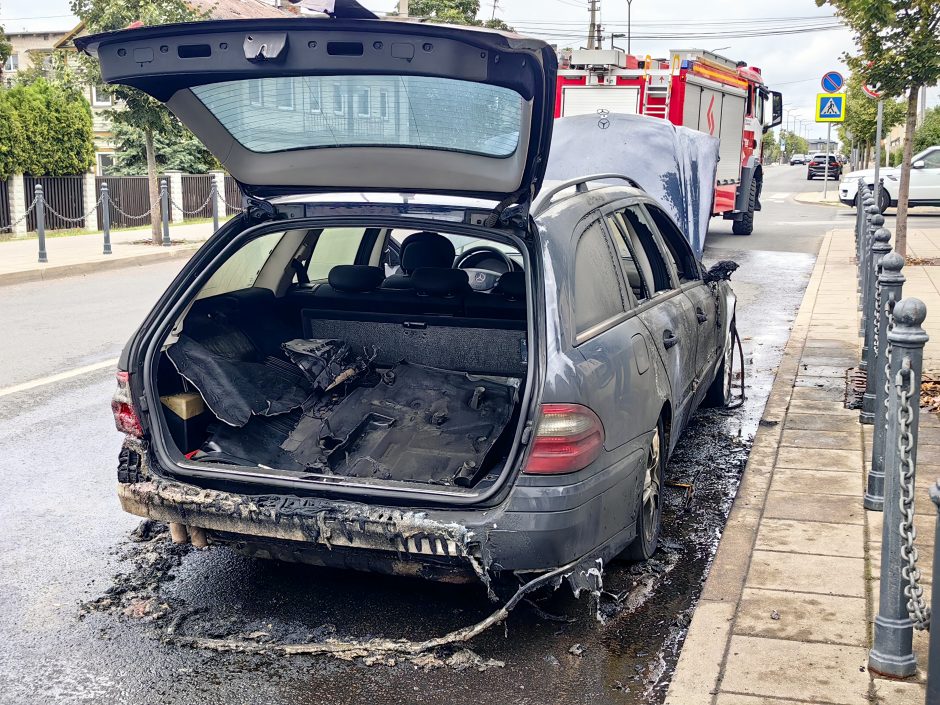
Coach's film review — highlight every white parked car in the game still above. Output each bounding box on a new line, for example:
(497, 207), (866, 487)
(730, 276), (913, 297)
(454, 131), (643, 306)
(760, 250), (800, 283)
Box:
(839, 146), (940, 209)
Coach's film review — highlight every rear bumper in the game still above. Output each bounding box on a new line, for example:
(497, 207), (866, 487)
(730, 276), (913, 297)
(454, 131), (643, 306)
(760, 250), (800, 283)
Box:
(117, 438), (645, 578)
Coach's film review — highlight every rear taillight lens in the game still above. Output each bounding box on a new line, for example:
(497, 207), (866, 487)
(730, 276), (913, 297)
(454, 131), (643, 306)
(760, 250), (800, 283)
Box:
(809, 161), (817, 166)
(112, 371), (143, 438)
(523, 403), (605, 475)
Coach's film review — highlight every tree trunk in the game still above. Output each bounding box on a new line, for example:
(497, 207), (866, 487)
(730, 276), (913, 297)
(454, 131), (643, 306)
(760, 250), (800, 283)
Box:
(894, 86), (920, 258)
(145, 126), (161, 245)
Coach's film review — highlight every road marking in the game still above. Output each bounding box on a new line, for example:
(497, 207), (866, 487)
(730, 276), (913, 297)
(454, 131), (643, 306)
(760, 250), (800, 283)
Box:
(0, 358), (119, 398)
(773, 220), (843, 226)
(764, 192), (792, 200)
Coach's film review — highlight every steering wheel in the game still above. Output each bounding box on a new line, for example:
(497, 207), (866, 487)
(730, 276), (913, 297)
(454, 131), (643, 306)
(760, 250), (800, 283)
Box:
(455, 246), (515, 292)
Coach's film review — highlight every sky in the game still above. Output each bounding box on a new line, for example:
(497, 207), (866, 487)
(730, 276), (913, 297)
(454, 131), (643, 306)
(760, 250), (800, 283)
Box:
(2, 0), (937, 142)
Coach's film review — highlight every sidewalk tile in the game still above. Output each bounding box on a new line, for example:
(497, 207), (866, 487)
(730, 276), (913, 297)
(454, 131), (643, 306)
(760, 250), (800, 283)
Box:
(715, 696), (836, 705)
(764, 491), (864, 525)
(720, 636), (869, 705)
(754, 518), (864, 558)
(785, 413), (859, 433)
(746, 550), (865, 597)
(780, 429), (860, 451)
(769, 467), (862, 496)
(873, 679), (927, 705)
(776, 447), (859, 472)
(734, 588), (866, 646)
(787, 400), (856, 416)
(791, 386), (845, 402)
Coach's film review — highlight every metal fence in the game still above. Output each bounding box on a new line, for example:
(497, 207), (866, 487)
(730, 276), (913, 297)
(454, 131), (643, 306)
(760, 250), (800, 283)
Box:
(0, 179), (10, 231)
(24, 175), (86, 231)
(224, 175), (245, 216)
(181, 174), (213, 220)
(855, 181), (939, 703)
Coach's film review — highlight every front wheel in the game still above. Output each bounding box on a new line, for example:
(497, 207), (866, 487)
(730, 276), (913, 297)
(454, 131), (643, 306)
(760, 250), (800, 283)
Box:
(624, 422), (664, 561)
(703, 317), (736, 407)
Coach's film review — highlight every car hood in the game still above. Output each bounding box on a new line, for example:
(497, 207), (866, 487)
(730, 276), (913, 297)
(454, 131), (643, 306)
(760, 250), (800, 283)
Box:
(75, 18), (557, 205)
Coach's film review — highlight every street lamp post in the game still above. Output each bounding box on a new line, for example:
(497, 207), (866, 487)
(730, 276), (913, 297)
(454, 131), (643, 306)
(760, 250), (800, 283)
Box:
(626, 0), (634, 56)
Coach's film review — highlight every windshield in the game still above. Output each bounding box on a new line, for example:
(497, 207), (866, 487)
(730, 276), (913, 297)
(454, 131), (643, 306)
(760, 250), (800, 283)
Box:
(192, 75), (523, 157)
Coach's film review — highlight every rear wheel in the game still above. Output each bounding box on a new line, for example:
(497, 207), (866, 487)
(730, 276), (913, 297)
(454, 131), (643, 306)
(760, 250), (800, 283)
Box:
(879, 187), (891, 212)
(732, 179), (757, 235)
(624, 422), (664, 561)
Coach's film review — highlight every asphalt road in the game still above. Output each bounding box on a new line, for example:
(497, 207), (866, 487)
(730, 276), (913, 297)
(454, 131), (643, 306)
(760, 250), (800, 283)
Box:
(0, 167), (925, 705)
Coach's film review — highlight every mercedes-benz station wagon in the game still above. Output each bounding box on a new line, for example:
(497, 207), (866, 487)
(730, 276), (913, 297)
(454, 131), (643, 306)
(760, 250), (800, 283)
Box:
(78, 13), (735, 588)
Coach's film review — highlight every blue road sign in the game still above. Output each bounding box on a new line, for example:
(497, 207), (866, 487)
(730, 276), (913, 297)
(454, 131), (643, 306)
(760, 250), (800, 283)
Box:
(821, 71), (844, 93)
(816, 93), (845, 122)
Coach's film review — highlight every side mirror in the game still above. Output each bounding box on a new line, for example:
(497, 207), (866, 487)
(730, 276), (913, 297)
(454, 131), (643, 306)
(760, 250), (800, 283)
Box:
(768, 91), (783, 130)
(912, 160), (925, 169)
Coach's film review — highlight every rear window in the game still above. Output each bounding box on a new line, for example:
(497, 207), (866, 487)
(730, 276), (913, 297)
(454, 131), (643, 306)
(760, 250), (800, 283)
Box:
(192, 75), (523, 157)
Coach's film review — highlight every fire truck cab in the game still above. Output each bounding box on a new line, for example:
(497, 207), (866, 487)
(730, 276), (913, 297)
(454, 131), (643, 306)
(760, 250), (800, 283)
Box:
(555, 48), (783, 235)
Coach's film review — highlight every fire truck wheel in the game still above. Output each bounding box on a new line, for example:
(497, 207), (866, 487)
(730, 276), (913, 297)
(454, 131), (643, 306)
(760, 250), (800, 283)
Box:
(732, 179), (757, 235)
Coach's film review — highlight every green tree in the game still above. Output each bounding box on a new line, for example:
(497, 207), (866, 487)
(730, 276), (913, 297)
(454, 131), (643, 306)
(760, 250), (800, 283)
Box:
(0, 27), (12, 75)
(395, 0), (513, 30)
(762, 131), (780, 163)
(913, 105), (940, 153)
(818, 0), (940, 255)
(110, 120), (220, 175)
(779, 130), (809, 159)
(2, 79), (95, 176)
(0, 92), (24, 180)
(837, 73), (904, 168)
(71, 0), (205, 243)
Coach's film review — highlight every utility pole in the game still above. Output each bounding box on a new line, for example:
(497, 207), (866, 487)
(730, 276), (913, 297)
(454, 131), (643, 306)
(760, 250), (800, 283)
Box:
(587, 0), (599, 49)
(490, 0), (499, 21)
(626, 0), (634, 55)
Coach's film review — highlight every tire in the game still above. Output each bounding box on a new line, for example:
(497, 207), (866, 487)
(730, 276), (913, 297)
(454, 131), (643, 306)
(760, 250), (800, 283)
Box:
(880, 187), (891, 212)
(624, 420), (664, 561)
(732, 178), (757, 235)
(703, 315), (736, 407)
(806, 173), (813, 180)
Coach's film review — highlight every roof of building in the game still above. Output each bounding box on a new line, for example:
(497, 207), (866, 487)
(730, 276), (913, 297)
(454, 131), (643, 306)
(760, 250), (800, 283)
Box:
(188, 0), (296, 20)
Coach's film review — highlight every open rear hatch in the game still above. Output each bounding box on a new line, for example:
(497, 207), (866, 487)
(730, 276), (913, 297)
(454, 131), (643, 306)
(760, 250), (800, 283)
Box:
(75, 17), (557, 204)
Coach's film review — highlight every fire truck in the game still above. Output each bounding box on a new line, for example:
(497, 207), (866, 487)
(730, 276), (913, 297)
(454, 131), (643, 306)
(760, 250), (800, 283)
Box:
(555, 48), (783, 235)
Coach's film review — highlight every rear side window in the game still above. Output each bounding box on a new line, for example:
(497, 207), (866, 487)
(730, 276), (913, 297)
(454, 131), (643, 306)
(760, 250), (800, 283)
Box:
(644, 205), (699, 283)
(574, 219), (625, 334)
(307, 227), (369, 280)
(606, 213), (650, 302)
(196, 232), (283, 300)
(621, 207), (673, 292)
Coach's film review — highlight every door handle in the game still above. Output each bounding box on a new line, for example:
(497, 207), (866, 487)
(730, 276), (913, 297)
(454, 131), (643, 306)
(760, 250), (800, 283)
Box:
(696, 307), (708, 324)
(663, 330), (679, 349)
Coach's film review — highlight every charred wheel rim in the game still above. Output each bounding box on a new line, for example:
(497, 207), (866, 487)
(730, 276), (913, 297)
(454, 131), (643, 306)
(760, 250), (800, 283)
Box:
(642, 427), (662, 542)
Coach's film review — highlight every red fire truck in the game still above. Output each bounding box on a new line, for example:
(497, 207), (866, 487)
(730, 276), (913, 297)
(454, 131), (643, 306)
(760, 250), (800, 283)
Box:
(555, 48), (783, 235)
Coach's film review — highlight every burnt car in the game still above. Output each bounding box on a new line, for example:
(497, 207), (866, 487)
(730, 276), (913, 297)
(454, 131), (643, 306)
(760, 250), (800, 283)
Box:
(80, 14), (736, 588)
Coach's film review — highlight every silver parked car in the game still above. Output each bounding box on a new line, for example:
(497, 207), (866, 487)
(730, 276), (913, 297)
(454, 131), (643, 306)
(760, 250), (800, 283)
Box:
(79, 13), (736, 588)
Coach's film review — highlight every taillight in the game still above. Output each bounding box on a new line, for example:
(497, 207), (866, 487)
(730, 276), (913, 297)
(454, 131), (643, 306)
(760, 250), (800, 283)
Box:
(809, 161), (817, 166)
(523, 403), (605, 475)
(112, 371), (143, 437)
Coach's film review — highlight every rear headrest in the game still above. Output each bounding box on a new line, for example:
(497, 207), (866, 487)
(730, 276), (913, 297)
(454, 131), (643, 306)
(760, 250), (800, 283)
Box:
(401, 232), (455, 273)
(412, 268), (471, 298)
(494, 271), (526, 300)
(328, 265), (384, 293)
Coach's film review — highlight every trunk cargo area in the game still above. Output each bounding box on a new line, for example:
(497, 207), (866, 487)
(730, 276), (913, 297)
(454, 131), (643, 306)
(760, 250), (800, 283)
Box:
(155, 286), (527, 490)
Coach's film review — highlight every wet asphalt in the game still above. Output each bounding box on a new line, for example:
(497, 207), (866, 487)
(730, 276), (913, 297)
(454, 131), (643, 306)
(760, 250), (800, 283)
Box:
(4, 167), (933, 705)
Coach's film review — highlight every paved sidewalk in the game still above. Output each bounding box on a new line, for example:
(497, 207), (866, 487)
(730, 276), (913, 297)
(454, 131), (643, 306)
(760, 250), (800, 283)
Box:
(0, 220), (219, 286)
(666, 226), (940, 705)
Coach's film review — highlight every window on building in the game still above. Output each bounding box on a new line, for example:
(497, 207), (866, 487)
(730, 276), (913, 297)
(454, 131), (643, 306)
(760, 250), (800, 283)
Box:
(248, 80), (263, 106)
(275, 78), (294, 110)
(92, 84), (112, 107)
(355, 87), (371, 118)
(379, 90), (389, 120)
(332, 85), (347, 115)
(3, 53), (19, 72)
(96, 153), (115, 176)
(307, 81), (322, 113)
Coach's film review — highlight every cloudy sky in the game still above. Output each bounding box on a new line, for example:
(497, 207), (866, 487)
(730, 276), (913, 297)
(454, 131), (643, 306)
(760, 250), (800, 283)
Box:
(2, 0), (936, 141)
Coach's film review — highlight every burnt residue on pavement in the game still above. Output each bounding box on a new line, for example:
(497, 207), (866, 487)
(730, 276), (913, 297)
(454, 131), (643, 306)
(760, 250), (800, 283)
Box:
(0, 247), (813, 705)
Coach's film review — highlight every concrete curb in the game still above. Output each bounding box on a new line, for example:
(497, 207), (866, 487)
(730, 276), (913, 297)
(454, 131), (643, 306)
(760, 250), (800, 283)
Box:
(0, 246), (200, 288)
(793, 192), (848, 208)
(664, 231), (832, 705)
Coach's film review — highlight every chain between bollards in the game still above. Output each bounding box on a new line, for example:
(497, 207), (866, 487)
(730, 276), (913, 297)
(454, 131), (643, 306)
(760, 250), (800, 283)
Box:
(859, 198), (879, 370)
(862, 225), (892, 424)
(866, 252), (905, 511)
(160, 178), (171, 247)
(870, 297), (928, 678)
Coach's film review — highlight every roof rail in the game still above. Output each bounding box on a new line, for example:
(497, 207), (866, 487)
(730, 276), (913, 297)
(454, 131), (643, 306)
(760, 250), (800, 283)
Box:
(532, 174), (644, 216)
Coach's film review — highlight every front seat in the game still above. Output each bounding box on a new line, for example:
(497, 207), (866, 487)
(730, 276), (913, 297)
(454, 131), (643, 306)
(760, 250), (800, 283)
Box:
(382, 231), (455, 289)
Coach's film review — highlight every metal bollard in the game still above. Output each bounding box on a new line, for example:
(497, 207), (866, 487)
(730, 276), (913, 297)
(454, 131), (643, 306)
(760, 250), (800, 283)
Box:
(211, 181), (219, 232)
(869, 297), (928, 678)
(35, 184), (47, 263)
(927, 482), (940, 704)
(865, 252), (905, 510)
(101, 182), (112, 255)
(860, 206), (884, 373)
(858, 193), (875, 328)
(160, 178), (171, 247)
(862, 227), (893, 424)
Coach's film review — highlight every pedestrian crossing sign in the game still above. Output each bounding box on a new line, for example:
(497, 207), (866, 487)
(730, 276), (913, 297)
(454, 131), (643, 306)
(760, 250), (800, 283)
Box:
(816, 93), (845, 122)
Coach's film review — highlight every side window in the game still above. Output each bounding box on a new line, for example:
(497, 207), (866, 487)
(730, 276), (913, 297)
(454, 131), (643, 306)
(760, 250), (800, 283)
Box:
(643, 205), (699, 283)
(306, 227), (368, 280)
(921, 150), (940, 169)
(621, 206), (673, 292)
(574, 219), (626, 335)
(197, 232), (283, 300)
(606, 213), (650, 303)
